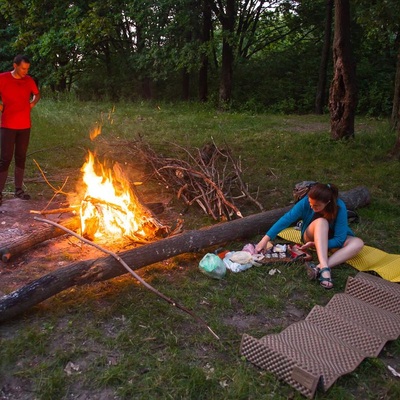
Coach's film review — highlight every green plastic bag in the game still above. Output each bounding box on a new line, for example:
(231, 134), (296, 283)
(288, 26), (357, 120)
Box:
(199, 253), (226, 279)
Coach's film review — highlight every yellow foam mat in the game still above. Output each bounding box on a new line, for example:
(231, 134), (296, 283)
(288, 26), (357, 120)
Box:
(277, 227), (400, 283)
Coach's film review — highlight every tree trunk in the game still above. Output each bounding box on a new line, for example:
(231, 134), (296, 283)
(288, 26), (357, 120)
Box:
(103, 43), (118, 101)
(182, 69), (190, 101)
(389, 37), (400, 159)
(199, 0), (212, 102)
(329, 0), (357, 139)
(390, 34), (400, 130)
(0, 217), (80, 263)
(219, 37), (234, 104)
(390, 110), (400, 160)
(315, 0), (334, 114)
(0, 186), (370, 322)
(210, 0), (236, 105)
(136, 24), (153, 100)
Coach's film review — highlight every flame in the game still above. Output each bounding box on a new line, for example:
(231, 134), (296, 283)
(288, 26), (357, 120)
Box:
(79, 151), (158, 241)
(89, 124), (102, 141)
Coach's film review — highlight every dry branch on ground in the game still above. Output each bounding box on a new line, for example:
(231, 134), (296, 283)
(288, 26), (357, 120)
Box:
(127, 139), (264, 220)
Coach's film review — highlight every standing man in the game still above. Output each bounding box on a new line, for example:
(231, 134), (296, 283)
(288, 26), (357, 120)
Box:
(0, 54), (40, 206)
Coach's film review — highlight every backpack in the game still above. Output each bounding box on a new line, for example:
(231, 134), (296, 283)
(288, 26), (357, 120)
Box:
(292, 181), (359, 223)
(293, 181), (317, 203)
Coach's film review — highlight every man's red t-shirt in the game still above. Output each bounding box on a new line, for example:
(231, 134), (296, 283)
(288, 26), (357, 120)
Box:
(0, 71), (39, 129)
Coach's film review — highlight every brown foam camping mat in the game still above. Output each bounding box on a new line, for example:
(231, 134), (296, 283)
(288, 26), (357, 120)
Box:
(277, 227), (400, 282)
(240, 272), (400, 398)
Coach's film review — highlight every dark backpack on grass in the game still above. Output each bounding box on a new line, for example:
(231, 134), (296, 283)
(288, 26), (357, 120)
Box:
(293, 181), (317, 203)
(292, 181), (359, 223)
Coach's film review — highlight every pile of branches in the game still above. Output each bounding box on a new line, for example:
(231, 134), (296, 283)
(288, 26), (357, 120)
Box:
(131, 139), (264, 220)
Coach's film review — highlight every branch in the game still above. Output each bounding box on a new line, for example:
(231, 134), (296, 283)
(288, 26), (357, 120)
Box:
(34, 217), (220, 340)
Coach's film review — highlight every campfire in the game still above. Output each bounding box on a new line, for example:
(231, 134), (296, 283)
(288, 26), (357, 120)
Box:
(78, 150), (164, 242)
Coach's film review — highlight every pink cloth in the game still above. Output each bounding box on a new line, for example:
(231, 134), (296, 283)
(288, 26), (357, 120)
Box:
(242, 243), (257, 255)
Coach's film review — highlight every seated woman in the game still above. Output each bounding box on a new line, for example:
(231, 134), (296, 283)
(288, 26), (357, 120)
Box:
(255, 183), (364, 289)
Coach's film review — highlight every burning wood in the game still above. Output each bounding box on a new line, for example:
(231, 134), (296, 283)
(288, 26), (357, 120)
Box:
(0, 149), (170, 262)
(77, 151), (167, 242)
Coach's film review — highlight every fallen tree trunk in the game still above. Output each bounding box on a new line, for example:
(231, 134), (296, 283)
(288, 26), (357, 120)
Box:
(0, 186), (370, 322)
(0, 217), (80, 263)
(0, 202), (165, 262)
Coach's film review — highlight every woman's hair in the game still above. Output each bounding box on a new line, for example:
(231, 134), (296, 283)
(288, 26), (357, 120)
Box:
(308, 183), (339, 221)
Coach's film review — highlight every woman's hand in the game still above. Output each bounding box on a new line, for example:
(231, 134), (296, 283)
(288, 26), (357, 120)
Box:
(255, 235), (270, 253)
(300, 241), (315, 250)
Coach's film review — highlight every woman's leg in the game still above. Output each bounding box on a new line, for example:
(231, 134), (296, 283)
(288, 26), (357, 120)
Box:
(305, 221), (364, 288)
(304, 218), (330, 268)
(304, 218), (333, 288)
(327, 236), (364, 268)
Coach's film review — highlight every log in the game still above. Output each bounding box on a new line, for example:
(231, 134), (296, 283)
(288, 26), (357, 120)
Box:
(0, 202), (167, 262)
(0, 217), (80, 263)
(0, 186), (370, 322)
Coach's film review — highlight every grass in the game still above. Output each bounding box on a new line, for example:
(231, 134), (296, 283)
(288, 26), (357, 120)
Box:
(1, 99), (399, 399)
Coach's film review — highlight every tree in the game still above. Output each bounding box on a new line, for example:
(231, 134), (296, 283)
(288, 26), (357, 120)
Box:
(390, 40), (400, 159)
(315, 0), (333, 114)
(392, 40), (400, 130)
(329, 0), (357, 139)
(353, 0), (400, 155)
(1, 0), (396, 114)
(388, 21), (400, 159)
(199, 0), (212, 101)
(0, 13), (18, 71)
(210, 0), (236, 105)
(1, 1), (89, 92)
(208, 1), (285, 106)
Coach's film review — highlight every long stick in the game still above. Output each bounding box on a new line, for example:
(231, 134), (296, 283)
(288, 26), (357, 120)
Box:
(34, 217), (220, 340)
(30, 206), (79, 215)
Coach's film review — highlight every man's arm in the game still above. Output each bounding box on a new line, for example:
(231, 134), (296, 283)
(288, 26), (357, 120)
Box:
(30, 92), (41, 108)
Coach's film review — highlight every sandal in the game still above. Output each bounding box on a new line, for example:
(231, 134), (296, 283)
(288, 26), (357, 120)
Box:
(319, 267), (333, 290)
(305, 262), (320, 280)
(14, 188), (31, 200)
(290, 244), (312, 261)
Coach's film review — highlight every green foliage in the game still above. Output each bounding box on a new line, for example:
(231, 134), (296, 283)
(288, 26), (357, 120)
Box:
(352, 0), (399, 116)
(233, 40), (323, 114)
(0, 0), (397, 115)
(0, 13), (18, 70)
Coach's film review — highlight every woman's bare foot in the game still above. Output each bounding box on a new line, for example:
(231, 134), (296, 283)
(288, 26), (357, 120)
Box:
(319, 267), (333, 289)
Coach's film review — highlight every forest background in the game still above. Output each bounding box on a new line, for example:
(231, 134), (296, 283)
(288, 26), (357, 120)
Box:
(0, 0), (399, 124)
(1, 1), (400, 399)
